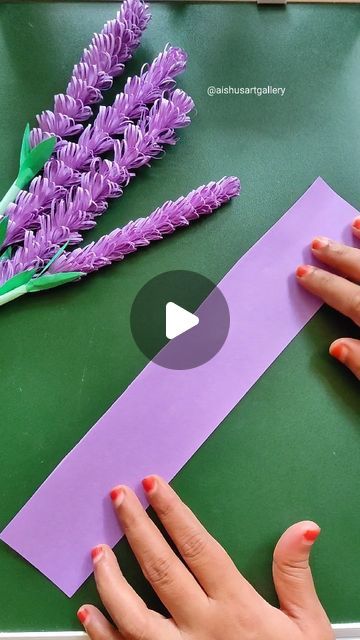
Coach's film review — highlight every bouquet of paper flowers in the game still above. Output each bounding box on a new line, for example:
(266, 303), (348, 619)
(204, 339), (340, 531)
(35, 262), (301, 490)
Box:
(0, 0), (240, 307)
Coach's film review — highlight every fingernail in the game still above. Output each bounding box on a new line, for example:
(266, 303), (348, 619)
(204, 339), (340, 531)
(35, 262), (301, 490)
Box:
(312, 236), (329, 251)
(91, 545), (103, 563)
(330, 342), (349, 364)
(353, 217), (360, 230)
(142, 476), (156, 493)
(110, 486), (124, 506)
(296, 265), (313, 278)
(304, 529), (321, 542)
(77, 607), (89, 625)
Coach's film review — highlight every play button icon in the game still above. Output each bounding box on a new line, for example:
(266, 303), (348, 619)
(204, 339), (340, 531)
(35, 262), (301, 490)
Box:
(130, 270), (230, 370)
(165, 302), (199, 340)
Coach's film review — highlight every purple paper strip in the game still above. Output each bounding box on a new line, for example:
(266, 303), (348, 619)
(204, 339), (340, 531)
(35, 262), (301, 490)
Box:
(1, 178), (358, 596)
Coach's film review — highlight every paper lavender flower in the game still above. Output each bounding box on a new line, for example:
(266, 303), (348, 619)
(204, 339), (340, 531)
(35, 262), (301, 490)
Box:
(4, 45), (188, 247)
(0, 178), (240, 307)
(49, 177), (241, 274)
(0, 0), (242, 312)
(0, 89), (194, 285)
(30, 0), (150, 147)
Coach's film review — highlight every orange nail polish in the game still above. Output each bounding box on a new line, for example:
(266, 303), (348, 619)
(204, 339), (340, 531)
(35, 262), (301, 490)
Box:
(296, 265), (312, 278)
(91, 545), (103, 562)
(142, 476), (156, 493)
(77, 608), (89, 625)
(330, 343), (348, 363)
(304, 529), (320, 542)
(353, 218), (360, 230)
(312, 237), (328, 251)
(109, 486), (124, 505)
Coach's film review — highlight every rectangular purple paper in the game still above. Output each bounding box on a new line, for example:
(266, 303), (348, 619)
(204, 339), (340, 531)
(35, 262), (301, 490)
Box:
(1, 178), (358, 596)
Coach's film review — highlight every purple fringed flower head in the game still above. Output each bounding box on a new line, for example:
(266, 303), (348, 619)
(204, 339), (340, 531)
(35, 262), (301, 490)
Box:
(48, 177), (241, 274)
(30, 0), (151, 146)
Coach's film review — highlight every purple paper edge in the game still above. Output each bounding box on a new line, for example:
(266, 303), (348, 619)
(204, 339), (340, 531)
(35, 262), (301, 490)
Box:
(1, 176), (359, 597)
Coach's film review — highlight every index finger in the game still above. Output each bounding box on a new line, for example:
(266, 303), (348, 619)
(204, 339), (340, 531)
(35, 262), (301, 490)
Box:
(142, 475), (261, 605)
(110, 485), (207, 626)
(296, 264), (360, 326)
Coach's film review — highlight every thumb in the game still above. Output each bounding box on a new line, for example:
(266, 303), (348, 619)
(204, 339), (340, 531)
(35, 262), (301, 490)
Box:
(329, 338), (360, 379)
(273, 521), (326, 621)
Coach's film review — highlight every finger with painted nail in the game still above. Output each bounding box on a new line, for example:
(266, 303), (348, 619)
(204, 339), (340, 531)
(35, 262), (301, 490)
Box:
(296, 233), (360, 379)
(85, 541), (176, 640)
(140, 475), (259, 603)
(330, 338), (360, 379)
(77, 604), (124, 640)
(77, 477), (334, 640)
(296, 264), (360, 326)
(311, 237), (360, 281)
(352, 217), (360, 239)
(109, 484), (208, 626)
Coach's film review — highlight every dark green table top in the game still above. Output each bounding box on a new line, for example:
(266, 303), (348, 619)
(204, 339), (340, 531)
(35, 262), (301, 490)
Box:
(1, 1), (360, 630)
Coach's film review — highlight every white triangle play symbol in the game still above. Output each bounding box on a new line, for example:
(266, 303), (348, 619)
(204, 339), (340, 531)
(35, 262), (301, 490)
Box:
(166, 302), (199, 340)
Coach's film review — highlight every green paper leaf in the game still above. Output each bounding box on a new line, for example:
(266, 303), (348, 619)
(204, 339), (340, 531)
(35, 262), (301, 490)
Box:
(19, 123), (31, 168)
(38, 241), (70, 277)
(27, 271), (85, 293)
(0, 268), (37, 296)
(0, 216), (9, 249)
(16, 136), (56, 189)
(0, 183), (21, 217)
(0, 246), (12, 261)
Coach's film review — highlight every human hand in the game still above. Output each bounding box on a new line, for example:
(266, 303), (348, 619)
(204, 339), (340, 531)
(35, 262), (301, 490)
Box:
(296, 218), (360, 379)
(77, 476), (333, 640)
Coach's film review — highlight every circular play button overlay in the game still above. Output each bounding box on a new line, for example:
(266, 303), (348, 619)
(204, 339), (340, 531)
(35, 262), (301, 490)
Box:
(130, 270), (230, 370)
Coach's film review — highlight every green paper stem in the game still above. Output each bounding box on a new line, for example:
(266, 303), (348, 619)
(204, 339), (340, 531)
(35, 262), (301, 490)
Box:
(0, 268), (37, 296)
(0, 183), (21, 217)
(0, 284), (28, 307)
(0, 270), (85, 307)
(0, 124), (56, 221)
(27, 271), (85, 293)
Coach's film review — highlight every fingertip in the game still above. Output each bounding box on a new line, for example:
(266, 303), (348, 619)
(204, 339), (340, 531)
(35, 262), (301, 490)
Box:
(142, 475), (157, 493)
(352, 217), (360, 237)
(303, 524), (321, 545)
(91, 542), (115, 563)
(142, 473), (169, 492)
(273, 522), (326, 619)
(77, 606), (90, 626)
(77, 604), (119, 640)
(329, 340), (349, 364)
(109, 485), (125, 507)
(311, 237), (329, 251)
(275, 520), (321, 556)
(91, 544), (104, 563)
(296, 265), (313, 278)
(303, 528), (321, 543)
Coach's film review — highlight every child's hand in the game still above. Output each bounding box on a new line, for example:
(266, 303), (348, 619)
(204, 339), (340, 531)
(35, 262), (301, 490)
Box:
(296, 219), (360, 379)
(77, 476), (333, 640)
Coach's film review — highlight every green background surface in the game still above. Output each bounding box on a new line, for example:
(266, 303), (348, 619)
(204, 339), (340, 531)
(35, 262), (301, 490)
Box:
(0, 1), (360, 630)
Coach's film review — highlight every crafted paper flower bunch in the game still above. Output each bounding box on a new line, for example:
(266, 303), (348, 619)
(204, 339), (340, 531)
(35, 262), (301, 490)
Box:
(3, 45), (189, 247)
(0, 0), (240, 307)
